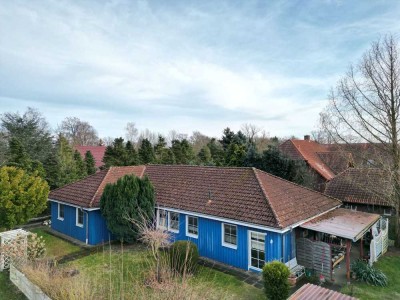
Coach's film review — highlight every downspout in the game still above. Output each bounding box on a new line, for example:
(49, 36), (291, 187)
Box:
(84, 210), (89, 245)
(80, 207), (89, 245)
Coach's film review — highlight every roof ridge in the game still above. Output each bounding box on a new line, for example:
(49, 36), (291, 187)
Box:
(254, 168), (342, 205)
(252, 168), (282, 228)
(89, 167), (112, 208)
(146, 164), (253, 170)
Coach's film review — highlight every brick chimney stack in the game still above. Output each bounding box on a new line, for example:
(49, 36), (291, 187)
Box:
(304, 135), (311, 141)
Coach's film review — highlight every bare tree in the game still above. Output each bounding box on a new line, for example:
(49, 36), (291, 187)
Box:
(58, 117), (99, 146)
(101, 136), (115, 146)
(138, 129), (159, 146)
(125, 122), (138, 144)
(241, 123), (262, 143)
(321, 35), (400, 245)
(167, 130), (188, 145)
(189, 131), (211, 154)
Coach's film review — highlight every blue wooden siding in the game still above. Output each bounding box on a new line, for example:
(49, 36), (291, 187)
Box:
(51, 201), (86, 243)
(88, 210), (113, 245)
(162, 210), (287, 271)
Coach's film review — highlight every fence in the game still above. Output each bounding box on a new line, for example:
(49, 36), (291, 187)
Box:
(0, 229), (29, 271)
(370, 218), (389, 265)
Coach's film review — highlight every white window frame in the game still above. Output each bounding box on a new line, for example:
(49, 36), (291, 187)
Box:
(383, 208), (392, 216)
(76, 208), (84, 227)
(157, 209), (167, 230)
(248, 230), (266, 271)
(186, 215), (198, 238)
(58, 203), (64, 221)
(222, 223), (238, 249)
(168, 211), (179, 233)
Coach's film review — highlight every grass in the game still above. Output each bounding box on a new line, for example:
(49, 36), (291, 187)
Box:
(341, 255), (400, 300)
(0, 271), (27, 300)
(69, 244), (265, 300)
(29, 228), (81, 258)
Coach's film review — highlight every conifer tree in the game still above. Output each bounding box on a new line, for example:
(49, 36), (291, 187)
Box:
(0, 166), (49, 229)
(138, 138), (155, 164)
(125, 141), (140, 165)
(102, 137), (127, 167)
(74, 150), (87, 179)
(100, 175), (155, 242)
(197, 145), (212, 165)
(84, 150), (97, 175)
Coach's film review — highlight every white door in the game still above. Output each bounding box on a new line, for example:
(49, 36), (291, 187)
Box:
(248, 231), (266, 270)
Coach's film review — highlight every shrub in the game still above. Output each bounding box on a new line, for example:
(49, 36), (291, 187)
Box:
(262, 261), (290, 300)
(169, 241), (199, 275)
(27, 233), (46, 260)
(351, 260), (388, 287)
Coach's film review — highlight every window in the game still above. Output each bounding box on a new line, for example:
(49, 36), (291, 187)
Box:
(222, 223), (237, 248)
(168, 212), (179, 233)
(186, 215), (198, 238)
(158, 209), (167, 229)
(58, 203), (64, 220)
(76, 208), (84, 227)
(383, 208), (392, 216)
(249, 231), (265, 270)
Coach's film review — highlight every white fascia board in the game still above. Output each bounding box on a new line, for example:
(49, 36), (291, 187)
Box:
(156, 205), (285, 233)
(48, 198), (99, 211)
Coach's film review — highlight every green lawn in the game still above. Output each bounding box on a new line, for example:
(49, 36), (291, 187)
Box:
(29, 228), (81, 258)
(69, 245), (265, 300)
(0, 271), (26, 300)
(341, 255), (400, 300)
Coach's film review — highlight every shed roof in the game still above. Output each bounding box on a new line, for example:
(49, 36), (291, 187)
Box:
(289, 283), (357, 300)
(300, 208), (380, 242)
(49, 165), (342, 230)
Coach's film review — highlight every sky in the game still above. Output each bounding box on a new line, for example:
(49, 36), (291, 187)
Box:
(1, 0), (400, 139)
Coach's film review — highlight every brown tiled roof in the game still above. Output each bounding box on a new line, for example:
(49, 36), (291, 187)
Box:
(325, 168), (393, 207)
(289, 283), (357, 300)
(49, 166), (145, 208)
(75, 146), (106, 168)
(279, 140), (352, 180)
(49, 165), (341, 229)
(254, 169), (341, 228)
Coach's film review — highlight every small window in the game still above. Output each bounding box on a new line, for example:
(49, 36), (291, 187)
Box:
(168, 212), (179, 233)
(383, 208), (392, 216)
(222, 223), (237, 249)
(186, 215), (198, 238)
(76, 208), (84, 227)
(58, 203), (64, 220)
(158, 209), (167, 229)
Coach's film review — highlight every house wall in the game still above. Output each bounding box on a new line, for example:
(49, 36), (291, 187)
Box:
(88, 210), (113, 245)
(158, 209), (294, 271)
(51, 201), (87, 243)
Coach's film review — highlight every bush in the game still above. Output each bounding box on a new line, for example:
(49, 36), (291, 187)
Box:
(351, 260), (388, 287)
(262, 261), (290, 300)
(169, 241), (199, 275)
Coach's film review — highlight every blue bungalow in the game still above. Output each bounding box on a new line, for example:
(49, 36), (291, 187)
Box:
(49, 165), (342, 272)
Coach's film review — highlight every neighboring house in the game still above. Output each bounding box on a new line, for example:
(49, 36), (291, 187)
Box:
(48, 165), (342, 272)
(326, 143), (391, 168)
(325, 168), (395, 216)
(75, 145), (106, 169)
(279, 135), (353, 191)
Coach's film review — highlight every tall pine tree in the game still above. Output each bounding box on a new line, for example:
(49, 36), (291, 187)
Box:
(138, 139), (155, 164)
(84, 150), (97, 175)
(74, 150), (87, 178)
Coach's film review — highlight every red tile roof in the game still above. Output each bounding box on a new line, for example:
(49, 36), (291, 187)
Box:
(325, 168), (393, 207)
(49, 165), (341, 229)
(279, 140), (352, 180)
(289, 283), (357, 300)
(75, 146), (106, 168)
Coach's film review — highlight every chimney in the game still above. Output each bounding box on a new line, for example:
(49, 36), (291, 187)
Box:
(304, 135), (311, 141)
